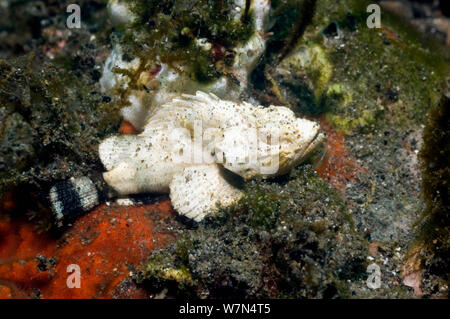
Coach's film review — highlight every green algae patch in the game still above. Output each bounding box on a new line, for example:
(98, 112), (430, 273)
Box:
(137, 165), (369, 298)
(267, 0), (449, 134)
(276, 43), (333, 114)
(417, 94), (450, 291)
(236, 185), (285, 231)
(318, 0), (449, 133)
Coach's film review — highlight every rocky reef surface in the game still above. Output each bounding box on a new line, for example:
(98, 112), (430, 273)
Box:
(0, 0), (449, 298)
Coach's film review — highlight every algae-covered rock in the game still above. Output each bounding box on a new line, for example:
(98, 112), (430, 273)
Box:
(416, 94), (450, 295)
(273, 43), (333, 114)
(0, 0), (107, 59)
(136, 165), (369, 298)
(264, 0), (449, 130)
(115, 0), (256, 83)
(248, 0), (449, 246)
(0, 53), (121, 214)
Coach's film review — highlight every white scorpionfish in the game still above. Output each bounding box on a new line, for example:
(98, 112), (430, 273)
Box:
(49, 0), (324, 225)
(98, 91), (325, 221)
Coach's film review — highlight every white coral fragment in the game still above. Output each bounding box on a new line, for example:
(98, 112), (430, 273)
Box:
(100, 0), (272, 131)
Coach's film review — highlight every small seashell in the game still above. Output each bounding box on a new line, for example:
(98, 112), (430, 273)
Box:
(49, 176), (100, 227)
